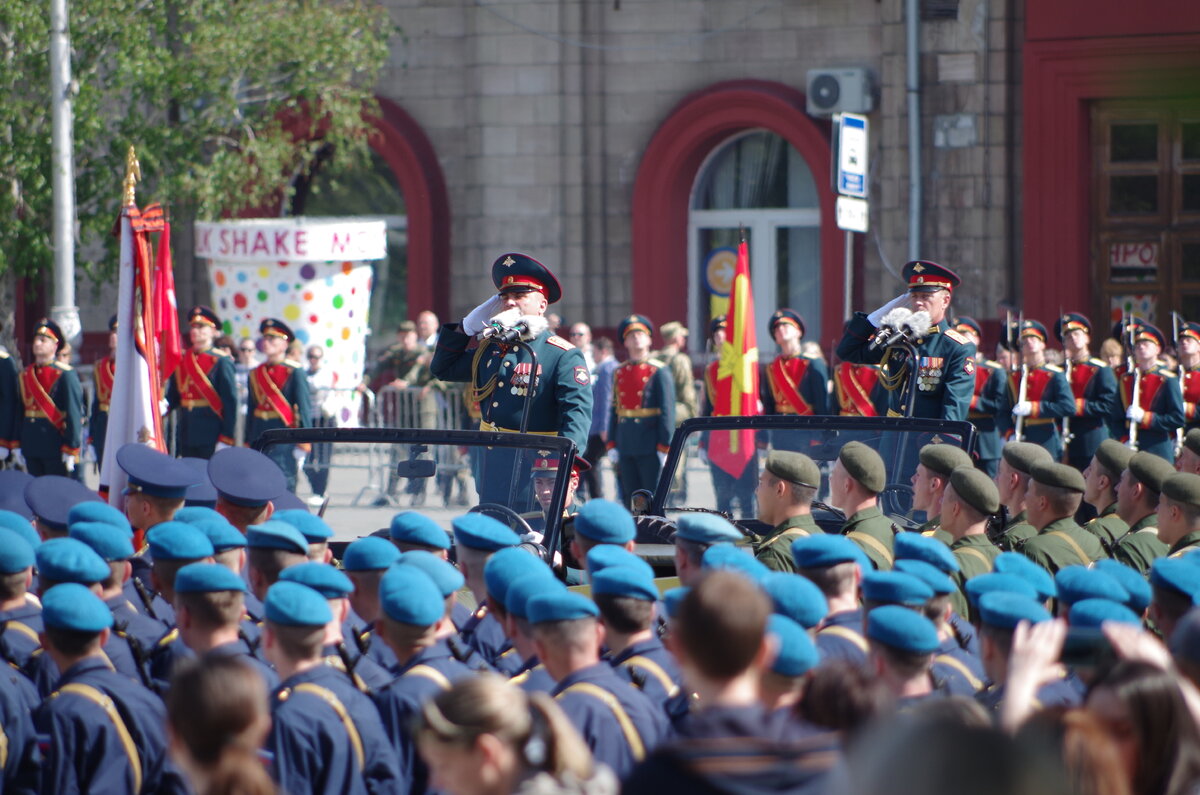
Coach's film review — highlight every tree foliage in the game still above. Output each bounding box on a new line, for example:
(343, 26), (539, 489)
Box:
(0, 0), (394, 278)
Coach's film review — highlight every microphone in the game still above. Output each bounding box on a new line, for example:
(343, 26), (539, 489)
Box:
(901, 310), (932, 342)
(485, 320), (531, 344)
(869, 307), (913, 350)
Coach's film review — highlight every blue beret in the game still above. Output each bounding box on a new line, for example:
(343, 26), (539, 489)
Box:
(592, 566), (658, 602)
(893, 532), (959, 574)
(379, 563), (445, 626)
(173, 506), (224, 526)
(116, 444), (200, 499)
(273, 510), (333, 543)
(866, 605), (939, 654)
(192, 517), (246, 552)
(661, 587), (691, 619)
(527, 590), (599, 624)
(180, 457), (218, 507)
(389, 512), (451, 550)
(0, 511), (40, 551)
(767, 614), (820, 677)
(584, 545), (653, 579)
(67, 502), (131, 537)
(674, 513), (742, 545)
(207, 448), (286, 507)
(0, 472), (34, 520)
(762, 573), (828, 630)
(1069, 598), (1142, 628)
(452, 513), (520, 552)
(965, 572), (1039, 607)
(0, 528), (34, 573)
(245, 520), (307, 554)
(174, 562), (249, 594)
(36, 538), (110, 584)
(1055, 566), (1129, 608)
(862, 571), (935, 606)
(484, 547), (547, 605)
(402, 550), (466, 598)
(791, 534), (869, 570)
(265, 581), (332, 627)
(574, 499), (635, 545)
(992, 553), (1057, 601)
(894, 559), (956, 596)
(42, 583), (113, 632)
(279, 562), (354, 599)
(1092, 560), (1152, 613)
(977, 591), (1053, 629)
(25, 476), (102, 531)
(69, 521), (134, 561)
(147, 522), (215, 561)
(342, 537), (402, 571)
(701, 544), (770, 583)
(503, 573), (562, 619)
(1151, 558), (1200, 601)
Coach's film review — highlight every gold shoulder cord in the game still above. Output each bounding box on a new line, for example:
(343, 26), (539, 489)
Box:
(877, 347), (908, 392)
(468, 341), (500, 405)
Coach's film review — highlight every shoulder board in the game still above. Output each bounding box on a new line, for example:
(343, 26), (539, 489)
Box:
(943, 329), (969, 344)
(1089, 357), (1106, 366)
(1045, 364), (1063, 373)
(546, 335), (574, 351)
(283, 359), (303, 369)
(984, 360), (1001, 368)
(52, 362), (73, 371)
(157, 627), (180, 647)
(1161, 369), (1178, 378)
(646, 357), (665, 368)
(801, 352), (820, 360)
(211, 348), (231, 358)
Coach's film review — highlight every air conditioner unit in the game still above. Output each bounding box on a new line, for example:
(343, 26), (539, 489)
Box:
(806, 68), (875, 117)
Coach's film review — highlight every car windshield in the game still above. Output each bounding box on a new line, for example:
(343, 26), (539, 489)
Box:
(652, 415), (977, 528)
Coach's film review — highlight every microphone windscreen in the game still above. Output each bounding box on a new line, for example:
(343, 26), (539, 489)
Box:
(880, 307), (913, 329)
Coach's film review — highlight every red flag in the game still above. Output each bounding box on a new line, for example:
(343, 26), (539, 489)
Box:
(709, 238), (759, 478)
(154, 219), (182, 379)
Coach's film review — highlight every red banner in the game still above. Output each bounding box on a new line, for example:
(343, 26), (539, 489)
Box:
(709, 239), (759, 478)
(154, 221), (182, 380)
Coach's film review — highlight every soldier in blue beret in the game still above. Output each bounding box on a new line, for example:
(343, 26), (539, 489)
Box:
(207, 447), (287, 533)
(862, 570), (934, 609)
(762, 309), (829, 434)
(274, 509), (334, 563)
(792, 534), (869, 665)
(996, 319), (1076, 462)
(672, 512), (743, 586)
(762, 572), (828, 631)
(702, 543), (770, 583)
(14, 318), (84, 475)
(262, 581), (402, 794)
(503, 572), (565, 693)
(964, 572), (1039, 611)
(24, 474), (101, 540)
(166, 305), (239, 459)
(68, 500), (131, 535)
(33, 583), (184, 792)
(453, 513), (521, 668)
(992, 551), (1057, 603)
(373, 563), (476, 794)
(246, 318), (312, 492)
(482, 547), (552, 676)
(245, 520), (308, 602)
(836, 261), (977, 421)
(1150, 557), (1200, 642)
(865, 604), (944, 706)
(607, 314), (675, 506)
(1110, 318), (1184, 462)
(389, 510), (452, 554)
(147, 521), (215, 622)
(527, 588), (667, 779)
(893, 559), (986, 695)
(1054, 566), (1129, 615)
(586, 544), (655, 580)
(1054, 312), (1119, 471)
(1092, 559), (1151, 614)
(974, 591), (1079, 713)
(341, 536), (405, 670)
(400, 550), (486, 668)
(565, 498), (636, 584)
(0, 527), (41, 668)
(431, 253), (592, 506)
(592, 565), (682, 711)
(760, 614), (820, 713)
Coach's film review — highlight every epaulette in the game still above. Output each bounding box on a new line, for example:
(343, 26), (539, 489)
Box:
(943, 329), (969, 345)
(984, 359), (1001, 368)
(283, 359), (303, 369)
(646, 357), (666, 368)
(545, 335), (574, 351)
(1089, 357), (1106, 367)
(1159, 367), (1179, 378)
(1045, 364), (1063, 373)
(157, 628), (179, 647)
(52, 361), (73, 371)
(211, 347), (231, 358)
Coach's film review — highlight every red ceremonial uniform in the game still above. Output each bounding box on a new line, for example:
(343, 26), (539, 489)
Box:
(834, 362), (881, 417)
(763, 354), (829, 416)
(1183, 366), (1200, 427)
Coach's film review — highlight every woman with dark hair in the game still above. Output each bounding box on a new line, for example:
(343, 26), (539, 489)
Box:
(416, 673), (617, 795)
(1016, 707), (1131, 795)
(1087, 661), (1200, 795)
(166, 654), (275, 795)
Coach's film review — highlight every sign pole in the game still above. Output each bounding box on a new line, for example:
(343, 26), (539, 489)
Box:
(844, 230), (853, 322)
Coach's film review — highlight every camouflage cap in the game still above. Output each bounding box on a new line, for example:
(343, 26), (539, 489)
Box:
(1128, 451), (1176, 495)
(765, 451), (820, 489)
(1029, 461), (1086, 493)
(1162, 472), (1200, 511)
(1001, 441), (1053, 476)
(918, 443), (974, 478)
(949, 465), (1000, 515)
(1095, 438), (1136, 477)
(838, 441), (886, 494)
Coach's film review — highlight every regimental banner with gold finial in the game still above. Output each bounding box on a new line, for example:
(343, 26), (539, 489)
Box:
(709, 237), (760, 478)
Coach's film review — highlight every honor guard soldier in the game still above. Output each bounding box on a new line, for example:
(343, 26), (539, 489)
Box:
(607, 314), (675, 504)
(246, 318), (312, 491)
(1109, 451), (1172, 572)
(993, 441), (1053, 551)
(794, 535), (869, 666)
(167, 306), (238, 458)
(837, 261), (976, 420)
(0, 330), (19, 459)
(594, 565), (683, 710)
(431, 253), (592, 505)
(87, 314), (118, 465)
(752, 450), (823, 572)
(1112, 319), (1185, 462)
(912, 442), (974, 542)
(702, 316), (757, 516)
(763, 309), (829, 420)
(834, 359), (887, 417)
(1159, 473), (1200, 559)
(999, 320), (1076, 462)
(0, 526), (40, 668)
(15, 318), (83, 476)
(952, 317), (1007, 476)
(974, 592), (1080, 714)
(1055, 313), (1119, 469)
(1020, 462), (1107, 572)
(829, 441), (895, 570)
(1177, 320), (1200, 431)
(453, 513), (521, 667)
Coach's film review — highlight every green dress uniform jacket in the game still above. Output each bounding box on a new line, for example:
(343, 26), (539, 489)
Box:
(1021, 517), (1107, 573)
(1110, 514), (1168, 575)
(996, 510), (1037, 552)
(949, 534), (1000, 617)
(836, 314), (977, 421)
(754, 513), (821, 572)
(1084, 502), (1128, 554)
(166, 348), (238, 457)
(1168, 531), (1200, 559)
(841, 505), (895, 570)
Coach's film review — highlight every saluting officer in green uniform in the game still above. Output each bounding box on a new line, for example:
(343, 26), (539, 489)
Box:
(1082, 439), (1134, 552)
(829, 441), (895, 570)
(912, 442), (973, 544)
(752, 450), (822, 573)
(1019, 462), (1107, 573)
(14, 318), (83, 476)
(940, 466), (1002, 618)
(993, 441), (1052, 551)
(1159, 472), (1200, 559)
(1109, 451), (1172, 573)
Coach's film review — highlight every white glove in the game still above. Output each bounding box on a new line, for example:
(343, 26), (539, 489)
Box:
(867, 293), (910, 327)
(607, 449), (619, 465)
(1126, 405), (1146, 423)
(11, 449), (23, 468)
(292, 447), (307, 469)
(159, 399), (170, 416)
(462, 295), (505, 336)
(657, 451), (667, 468)
(62, 453), (76, 473)
(83, 445), (96, 463)
(0, 447), (8, 462)
(215, 441), (231, 452)
(1012, 401), (1033, 418)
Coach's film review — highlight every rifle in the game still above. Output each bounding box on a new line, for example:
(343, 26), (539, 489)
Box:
(1126, 311), (1140, 451)
(1014, 312), (1028, 442)
(1175, 311), (1186, 459)
(1060, 307), (1074, 463)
